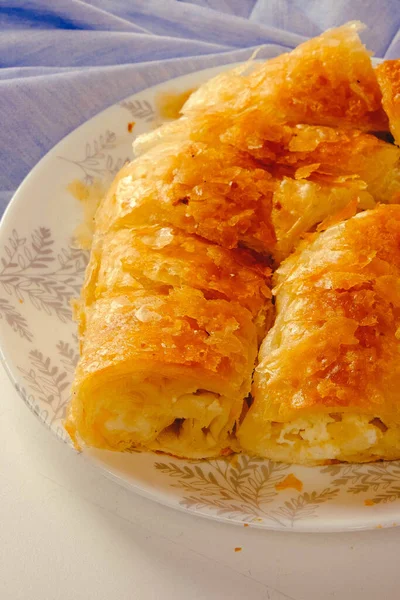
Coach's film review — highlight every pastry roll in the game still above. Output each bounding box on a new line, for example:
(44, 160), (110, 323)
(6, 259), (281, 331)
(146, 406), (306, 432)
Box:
(183, 22), (388, 131)
(223, 120), (400, 199)
(225, 121), (399, 260)
(138, 117), (399, 196)
(238, 205), (400, 465)
(271, 178), (375, 261)
(376, 60), (400, 145)
(95, 139), (275, 253)
(134, 110), (400, 264)
(81, 226), (272, 339)
(66, 141), (274, 457)
(67, 287), (257, 458)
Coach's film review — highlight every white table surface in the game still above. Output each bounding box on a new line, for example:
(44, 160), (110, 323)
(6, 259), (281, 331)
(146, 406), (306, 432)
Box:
(1, 364), (399, 600)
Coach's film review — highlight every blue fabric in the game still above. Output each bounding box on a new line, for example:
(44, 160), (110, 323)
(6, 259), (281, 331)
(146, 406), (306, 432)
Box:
(1, 0), (399, 216)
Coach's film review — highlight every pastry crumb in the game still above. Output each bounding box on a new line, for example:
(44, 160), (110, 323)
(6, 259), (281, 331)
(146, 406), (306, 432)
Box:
(275, 473), (303, 492)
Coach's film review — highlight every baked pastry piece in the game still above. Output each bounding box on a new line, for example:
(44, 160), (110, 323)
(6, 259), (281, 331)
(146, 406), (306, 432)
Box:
(66, 147), (274, 457)
(238, 206), (400, 465)
(95, 140), (275, 253)
(223, 121), (400, 197)
(81, 226), (272, 339)
(271, 178), (375, 261)
(135, 116), (400, 262)
(134, 36), (400, 262)
(67, 287), (258, 458)
(376, 60), (400, 145)
(182, 21), (388, 131)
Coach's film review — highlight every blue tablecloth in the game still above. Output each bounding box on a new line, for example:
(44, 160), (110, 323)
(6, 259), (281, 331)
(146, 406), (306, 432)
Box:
(1, 0), (399, 217)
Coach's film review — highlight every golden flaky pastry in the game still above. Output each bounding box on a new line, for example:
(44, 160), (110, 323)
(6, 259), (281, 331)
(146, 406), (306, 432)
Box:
(238, 206), (400, 465)
(66, 117), (275, 457)
(67, 288), (257, 458)
(135, 115), (400, 261)
(95, 140), (276, 254)
(82, 226), (272, 338)
(67, 21), (400, 464)
(182, 21), (388, 130)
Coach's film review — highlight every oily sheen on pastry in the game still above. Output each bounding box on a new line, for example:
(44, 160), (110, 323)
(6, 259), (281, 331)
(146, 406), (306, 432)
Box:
(238, 206), (400, 465)
(65, 143), (274, 458)
(66, 21), (400, 464)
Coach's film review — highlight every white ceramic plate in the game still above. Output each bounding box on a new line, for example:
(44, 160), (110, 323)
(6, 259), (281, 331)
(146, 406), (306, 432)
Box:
(2, 62), (399, 533)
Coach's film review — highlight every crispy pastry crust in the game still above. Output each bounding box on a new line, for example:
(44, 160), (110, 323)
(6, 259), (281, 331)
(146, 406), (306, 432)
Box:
(67, 288), (258, 456)
(67, 22), (400, 463)
(239, 206), (400, 464)
(183, 22), (388, 130)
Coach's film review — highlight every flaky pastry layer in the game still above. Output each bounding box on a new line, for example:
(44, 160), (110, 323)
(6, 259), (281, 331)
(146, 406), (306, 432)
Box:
(239, 206), (400, 464)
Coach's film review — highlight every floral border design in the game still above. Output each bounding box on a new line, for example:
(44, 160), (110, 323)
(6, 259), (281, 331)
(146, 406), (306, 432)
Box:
(0, 226), (85, 443)
(18, 339), (78, 427)
(321, 463), (400, 505)
(57, 129), (131, 185)
(0, 227), (88, 336)
(155, 456), (340, 527)
(120, 99), (156, 123)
